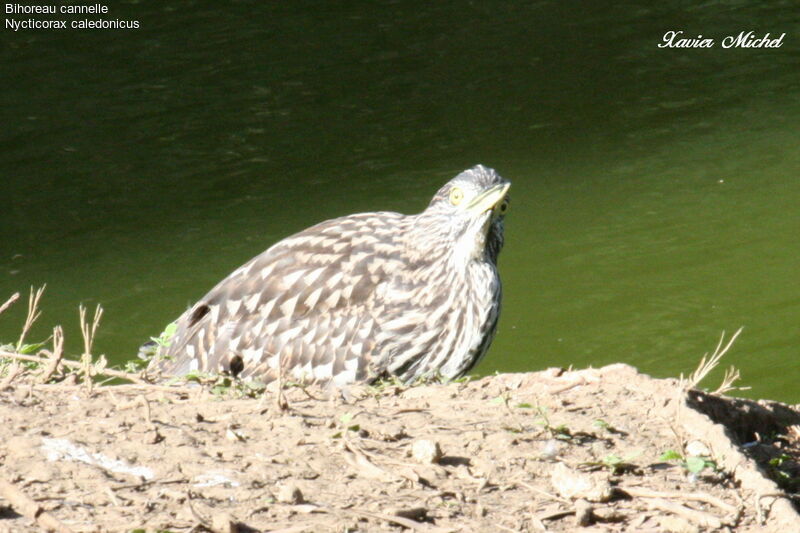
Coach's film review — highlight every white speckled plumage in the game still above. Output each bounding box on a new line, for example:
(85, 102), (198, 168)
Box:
(148, 165), (510, 386)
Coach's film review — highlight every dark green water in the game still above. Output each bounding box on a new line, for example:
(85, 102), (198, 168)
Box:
(2, 2), (799, 401)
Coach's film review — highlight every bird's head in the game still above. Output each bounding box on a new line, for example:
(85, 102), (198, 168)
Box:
(418, 165), (510, 265)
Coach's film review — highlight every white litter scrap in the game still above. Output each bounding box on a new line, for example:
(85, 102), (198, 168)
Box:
(192, 469), (241, 488)
(41, 437), (155, 480)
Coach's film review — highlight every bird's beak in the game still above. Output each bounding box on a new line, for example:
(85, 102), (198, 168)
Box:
(466, 182), (510, 215)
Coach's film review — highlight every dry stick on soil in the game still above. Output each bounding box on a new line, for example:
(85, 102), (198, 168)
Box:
(645, 497), (724, 529)
(39, 325), (65, 383)
(268, 523), (331, 533)
(79, 303), (103, 393)
(755, 492), (790, 525)
(0, 362), (25, 388)
(0, 351), (149, 384)
(621, 485), (738, 515)
(519, 481), (572, 505)
(37, 382), (186, 393)
(16, 286), (46, 351)
(341, 439), (398, 481)
(0, 292), (20, 316)
(345, 508), (446, 532)
(0, 477), (73, 533)
(275, 348), (289, 411)
(186, 498), (212, 530)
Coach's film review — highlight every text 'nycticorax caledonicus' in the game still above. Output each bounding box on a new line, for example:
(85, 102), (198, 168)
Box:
(146, 165), (510, 386)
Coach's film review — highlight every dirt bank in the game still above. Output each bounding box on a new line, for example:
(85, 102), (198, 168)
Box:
(0, 364), (798, 532)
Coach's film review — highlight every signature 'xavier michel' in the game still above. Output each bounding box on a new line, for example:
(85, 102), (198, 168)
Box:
(659, 30), (785, 49)
(146, 166), (511, 386)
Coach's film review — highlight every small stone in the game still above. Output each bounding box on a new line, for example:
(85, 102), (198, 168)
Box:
(470, 458), (495, 479)
(5, 436), (35, 459)
(211, 512), (238, 533)
(26, 463), (57, 483)
(660, 515), (699, 533)
(463, 430), (484, 442)
(411, 439), (442, 464)
(685, 440), (710, 457)
(484, 431), (517, 450)
(276, 483), (304, 504)
(390, 507), (428, 522)
(550, 463), (612, 502)
(147, 428), (165, 445)
(225, 427), (246, 442)
(573, 498), (594, 527)
(376, 423), (408, 442)
(540, 439), (561, 460)
(293, 503), (320, 513)
(13, 386), (29, 404)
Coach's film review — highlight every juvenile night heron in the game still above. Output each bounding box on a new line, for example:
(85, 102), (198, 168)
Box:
(146, 165), (510, 386)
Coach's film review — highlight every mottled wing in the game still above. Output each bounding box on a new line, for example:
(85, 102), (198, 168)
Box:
(153, 212), (407, 385)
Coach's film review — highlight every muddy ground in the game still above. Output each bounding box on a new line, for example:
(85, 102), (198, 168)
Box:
(0, 364), (799, 532)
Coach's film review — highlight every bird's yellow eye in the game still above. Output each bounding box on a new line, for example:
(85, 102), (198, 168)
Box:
(449, 187), (464, 206)
(499, 198), (510, 214)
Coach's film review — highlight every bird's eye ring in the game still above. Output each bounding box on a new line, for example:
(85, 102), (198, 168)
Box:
(449, 187), (464, 206)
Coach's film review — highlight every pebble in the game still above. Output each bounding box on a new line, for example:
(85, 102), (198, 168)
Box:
(540, 439), (561, 460)
(276, 483), (304, 504)
(211, 512), (238, 533)
(573, 498), (594, 527)
(5, 436), (35, 459)
(411, 439), (442, 464)
(390, 507), (428, 522)
(550, 463), (612, 502)
(660, 515), (699, 533)
(13, 386), (30, 404)
(685, 440), (710, 457)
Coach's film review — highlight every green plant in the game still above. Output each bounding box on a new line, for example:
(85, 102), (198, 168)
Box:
(174, 370), (267, 399)
(768, 453), (800, 491)
(581, 451), (641, 475)
(331, 412), (361, 438)
(660, 449), (717, 475)
(151, 322), (178, 349)
(531, 406), (572, 440)
(592, 418), (625, 435)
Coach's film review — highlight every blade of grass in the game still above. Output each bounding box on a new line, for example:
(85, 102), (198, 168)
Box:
(79, 304), (103, 392)
(16, 286), (46, 352)
(0, 292), (20, 317)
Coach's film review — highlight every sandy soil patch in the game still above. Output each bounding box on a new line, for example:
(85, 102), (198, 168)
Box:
(0, 364), (799, 532)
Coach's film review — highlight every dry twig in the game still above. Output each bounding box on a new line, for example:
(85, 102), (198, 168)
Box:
(39, 326), (65, 383)
(0, 477), (73, 533)
(0, 362), (26, 389)
(645, 497), (723, 529)
(0, 292), (19, 316)
(755, 492), (790, 525)
(341, 439), (398, 481)
(622, 485), (738, 515)
(346, 508), (449, 532)
(0, 351), (148, 384)
(519, 481), (572, 505)
(275, 350), (289, 412)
